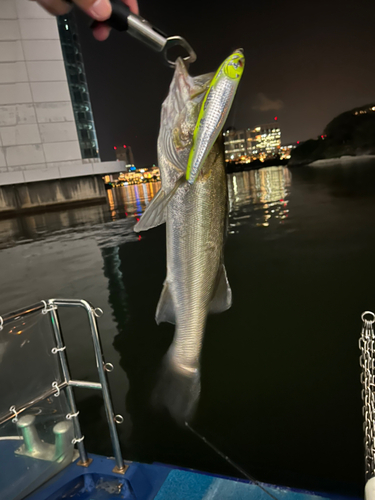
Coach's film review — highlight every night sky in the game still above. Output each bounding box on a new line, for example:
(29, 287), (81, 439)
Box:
(74, 0), (375, 167)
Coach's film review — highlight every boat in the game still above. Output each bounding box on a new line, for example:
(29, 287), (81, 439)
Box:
(0, 298), (364, 500)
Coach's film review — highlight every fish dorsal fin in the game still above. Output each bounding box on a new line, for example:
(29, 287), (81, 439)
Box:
(156, 281), (175, 325)
(209, 264), (232, 314)
(134, 174), (186, 233)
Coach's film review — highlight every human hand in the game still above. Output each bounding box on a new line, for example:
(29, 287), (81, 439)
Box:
(33, 0), (139, 40)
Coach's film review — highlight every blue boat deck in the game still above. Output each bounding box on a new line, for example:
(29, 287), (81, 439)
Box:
(0, 300), (363, 500)
(24, 454), (358, 500)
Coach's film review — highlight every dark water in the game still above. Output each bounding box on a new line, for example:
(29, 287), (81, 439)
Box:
(2, 162), (375, 497)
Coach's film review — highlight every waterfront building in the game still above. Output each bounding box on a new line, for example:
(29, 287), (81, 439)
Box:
(114, 144), (135, 170)
(57, 14), (99, 160)
(0, 0), (124, 215)
(116, 166), (160, 185)
(223, 129), (247, 161)
(224, 123), (282, 162)
(280, 143), (298, 160)
(247, 123), (281, 160)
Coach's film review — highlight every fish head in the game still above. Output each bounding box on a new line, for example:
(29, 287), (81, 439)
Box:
(222, 49), (245, 80)
(158, 58), (214, 186)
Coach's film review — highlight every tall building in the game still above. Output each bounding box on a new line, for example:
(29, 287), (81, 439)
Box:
(247, 123), (281, 160)
(57, 13), (99, 160)
(114, 144), (135, 169)
(0, 0), (123, 214)
(224, 123), (282, 162)
(223, 129), (247, 161)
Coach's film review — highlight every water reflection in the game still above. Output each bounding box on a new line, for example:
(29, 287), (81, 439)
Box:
(228, 166), (291, 230)
(107, 182), (161, 220)
(0, 204), (111, 250)
(0, 182), (161, 250)
(101, 246), (128, 326)
(0, 170), (292, 249)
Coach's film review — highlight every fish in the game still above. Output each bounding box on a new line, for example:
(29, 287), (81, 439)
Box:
(134, 52), (243, 422)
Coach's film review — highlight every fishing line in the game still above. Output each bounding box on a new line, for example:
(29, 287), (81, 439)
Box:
(185, 422), (279, 500)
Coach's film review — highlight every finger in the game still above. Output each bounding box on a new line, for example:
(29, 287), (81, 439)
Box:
(91, 0), (138, 42)
(74, 0), (111, 21)
(123, 0), (138, 15)
(90, 0), (138, 42)
(35, 0), (72, 16)
(92, 23), (111, 41)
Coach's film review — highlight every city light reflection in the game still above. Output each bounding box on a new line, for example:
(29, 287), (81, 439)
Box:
(227, 166), (291, 231)
(106, 182), (162, 218)
(106, 168), (291, 232)
(0, 170), (289, 250)
(106, 189), (117, 221)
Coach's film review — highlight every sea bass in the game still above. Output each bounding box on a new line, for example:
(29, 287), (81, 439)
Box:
(134, 54), (243, 421)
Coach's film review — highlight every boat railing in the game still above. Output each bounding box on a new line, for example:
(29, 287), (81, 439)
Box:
(0, 298), (126, 500)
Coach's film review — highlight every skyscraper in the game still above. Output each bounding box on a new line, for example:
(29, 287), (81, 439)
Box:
(0, 0), (123, 213)
(57, 13), (99, 160)
(247, 123), (281, 160)
(224, 123), (281, 162)
(114, 144), (135, 169)
(223, 129), (247, 161)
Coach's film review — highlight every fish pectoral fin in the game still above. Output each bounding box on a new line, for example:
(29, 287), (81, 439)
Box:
(133, 188), (167, 233)
(209, 264), (232, 314)
(156, 281), (176, 325)
(134, 174), (186, 233)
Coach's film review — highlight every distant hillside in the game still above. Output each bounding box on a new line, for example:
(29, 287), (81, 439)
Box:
(289, 103), (375, 166)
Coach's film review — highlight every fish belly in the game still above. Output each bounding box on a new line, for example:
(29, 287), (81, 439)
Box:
(166, 143), (227, 371)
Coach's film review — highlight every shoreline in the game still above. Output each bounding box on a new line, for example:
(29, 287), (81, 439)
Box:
(307, 154), (375, 167)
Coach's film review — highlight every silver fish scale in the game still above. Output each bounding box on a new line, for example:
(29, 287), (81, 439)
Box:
(190, 78), (235, 179)
(166, 141), (227, 372)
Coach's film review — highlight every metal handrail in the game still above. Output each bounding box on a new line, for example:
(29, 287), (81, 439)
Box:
(0, 298), (126, 474)
(0, 381), (68, 426)
(49, 299), (125, 473)
(1, 302), (45, 325)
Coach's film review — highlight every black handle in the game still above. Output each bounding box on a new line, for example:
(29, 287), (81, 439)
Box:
(65, 0), (131, 31)
(100, 0), (167, 37)
(104, 0), (130, 32)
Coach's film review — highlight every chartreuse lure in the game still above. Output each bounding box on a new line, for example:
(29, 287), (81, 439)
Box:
(186, 49), (245, 184)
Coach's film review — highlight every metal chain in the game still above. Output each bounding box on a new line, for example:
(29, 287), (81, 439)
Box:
(359, 311), (375, 480)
